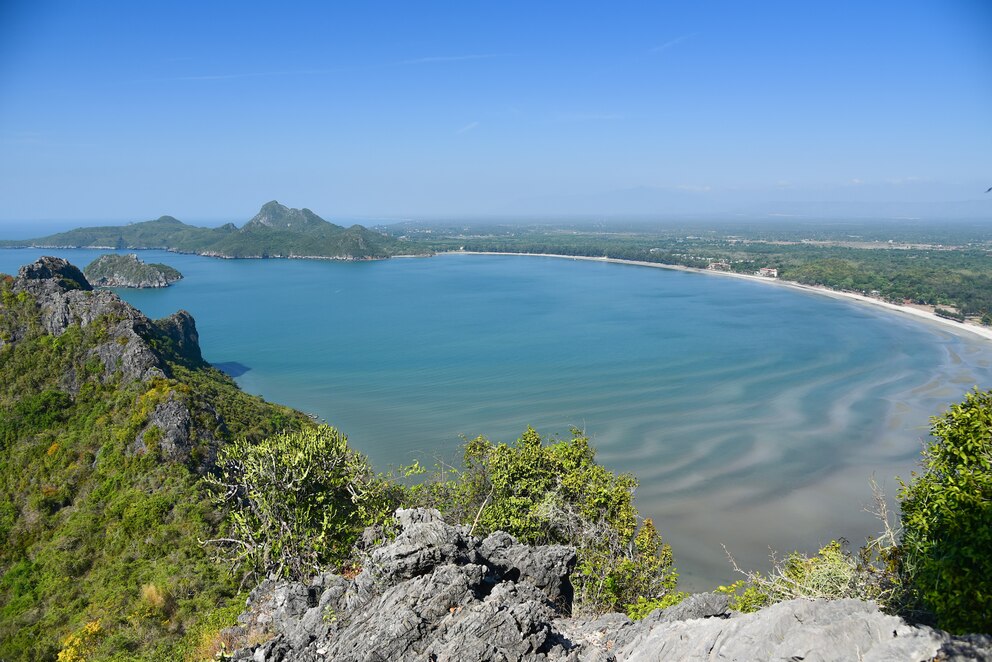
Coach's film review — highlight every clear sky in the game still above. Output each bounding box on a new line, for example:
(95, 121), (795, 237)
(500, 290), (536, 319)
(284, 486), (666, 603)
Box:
(1, 1), (990, 224)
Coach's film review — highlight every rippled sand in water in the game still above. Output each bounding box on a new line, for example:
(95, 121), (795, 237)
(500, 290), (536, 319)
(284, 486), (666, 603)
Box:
(2, 248), (989, 588)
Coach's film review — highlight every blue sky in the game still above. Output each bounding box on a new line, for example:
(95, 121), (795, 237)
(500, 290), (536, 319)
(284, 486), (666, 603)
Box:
(0, 1), (990, 224)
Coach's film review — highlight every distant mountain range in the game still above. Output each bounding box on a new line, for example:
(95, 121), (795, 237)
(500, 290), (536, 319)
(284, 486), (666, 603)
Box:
(0, 201), (411, 259)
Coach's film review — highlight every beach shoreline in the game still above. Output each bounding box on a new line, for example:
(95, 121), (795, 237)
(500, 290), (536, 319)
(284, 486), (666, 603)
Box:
(445, 250), (992, 345)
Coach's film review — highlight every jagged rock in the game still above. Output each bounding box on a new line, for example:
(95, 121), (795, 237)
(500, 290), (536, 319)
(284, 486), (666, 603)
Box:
(154, 309), (203, 364)
(4, 257), (215, 463)
(6, 257), (207, 387)
(134, 396), (193, 460)
(230, 509), (992, 662)
(11, 257), (166, 385)
(606, 598), (956, 661)
(230, 508), (578, 661)
(938, 634), (992, 661)
(18, 255), (92, 290)
(479, 531), (576, 612)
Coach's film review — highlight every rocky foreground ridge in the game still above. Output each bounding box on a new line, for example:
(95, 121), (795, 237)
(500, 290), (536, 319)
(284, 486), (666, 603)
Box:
(227, 509), (991, 662)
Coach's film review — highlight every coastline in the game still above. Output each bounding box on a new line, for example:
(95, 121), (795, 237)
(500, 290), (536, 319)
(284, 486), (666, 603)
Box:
(445, 250), (992, 345)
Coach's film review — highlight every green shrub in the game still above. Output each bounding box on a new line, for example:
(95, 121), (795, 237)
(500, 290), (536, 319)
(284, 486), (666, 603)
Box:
(206, 425), (398, 584)
(715, 579), (771, 613)
(721, 538), (897, 613)
(409, 427), (681, 615)
(625, 591), (689, 620)
(898, 388), (992, 633)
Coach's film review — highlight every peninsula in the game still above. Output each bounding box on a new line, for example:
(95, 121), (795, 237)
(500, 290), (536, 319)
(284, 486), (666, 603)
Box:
(4, 208), (991, 338)
(83, 253), (182, 288)
(0, 201), (406, 260)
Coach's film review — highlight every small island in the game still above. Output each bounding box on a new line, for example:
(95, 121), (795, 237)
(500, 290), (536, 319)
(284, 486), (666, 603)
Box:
(83, 253), (182, 288)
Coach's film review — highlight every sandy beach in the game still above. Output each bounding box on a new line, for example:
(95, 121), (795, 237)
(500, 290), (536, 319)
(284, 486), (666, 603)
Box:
(449, 250), (992, 345)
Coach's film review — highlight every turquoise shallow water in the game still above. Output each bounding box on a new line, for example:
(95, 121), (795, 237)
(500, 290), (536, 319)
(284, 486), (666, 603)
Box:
(3, 248), (990, 588)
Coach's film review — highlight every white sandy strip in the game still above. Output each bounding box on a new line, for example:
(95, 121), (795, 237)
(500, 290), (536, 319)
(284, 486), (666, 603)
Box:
(446, 250), (992, 345)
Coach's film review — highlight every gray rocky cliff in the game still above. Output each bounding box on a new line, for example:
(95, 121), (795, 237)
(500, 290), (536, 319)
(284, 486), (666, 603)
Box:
(12, 256), (166, 385)
(228, 508), (992, 662)
(5, 256), (213, 462)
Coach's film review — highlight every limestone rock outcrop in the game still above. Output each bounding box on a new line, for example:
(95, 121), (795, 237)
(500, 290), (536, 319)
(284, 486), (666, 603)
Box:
(5, 257), (213, 462)
(227, 508), (992, 661)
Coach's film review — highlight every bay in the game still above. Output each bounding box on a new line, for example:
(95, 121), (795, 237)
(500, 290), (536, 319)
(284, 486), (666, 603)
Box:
(2, 247), (990, 588)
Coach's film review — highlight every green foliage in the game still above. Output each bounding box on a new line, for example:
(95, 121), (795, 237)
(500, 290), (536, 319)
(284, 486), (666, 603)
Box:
(0, 277), (309, 660)
(206, 425), (399, 584)
(83, 253), (182, 287)
(934, 307), (966, 322)
(382, 219), (992, 317)
(9, 204), (405, 259)
(898, 389), (992, 633)
(625, 591), (689, 620)
(409, 427), (681, 614)
(715, 580), (771, 613)
(721, 539), (898, 615)
(170, 596), (246, 662)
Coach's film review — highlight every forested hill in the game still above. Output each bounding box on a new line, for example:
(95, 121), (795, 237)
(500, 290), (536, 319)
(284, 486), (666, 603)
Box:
(83, 253), (182, 288)
(0, 257), (307, 659)
(0, 201), (407, 260)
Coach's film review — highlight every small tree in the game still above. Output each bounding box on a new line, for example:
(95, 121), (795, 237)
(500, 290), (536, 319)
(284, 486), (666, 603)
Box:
(410, 427), (681, 614)
(205, 425), (396, 584)
(898, 389), (992, 633)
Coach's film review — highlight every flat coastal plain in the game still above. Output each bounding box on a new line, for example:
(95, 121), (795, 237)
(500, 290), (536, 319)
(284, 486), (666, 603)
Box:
(454, 250), (992, 343)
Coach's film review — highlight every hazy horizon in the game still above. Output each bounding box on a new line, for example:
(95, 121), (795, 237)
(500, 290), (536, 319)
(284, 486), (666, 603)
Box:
(1, 1), (990, 223)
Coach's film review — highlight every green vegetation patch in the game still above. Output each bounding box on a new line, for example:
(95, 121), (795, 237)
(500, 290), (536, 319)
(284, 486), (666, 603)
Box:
(0, 277), (306, 661)
(899, 389), (992, 633)
(406, 427), (682, 615)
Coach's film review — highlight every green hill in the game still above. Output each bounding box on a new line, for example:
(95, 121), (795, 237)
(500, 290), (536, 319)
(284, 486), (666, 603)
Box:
(83, 253), (182, 288)
(0, 257), (307, 660)
(0, 202), (407, 260)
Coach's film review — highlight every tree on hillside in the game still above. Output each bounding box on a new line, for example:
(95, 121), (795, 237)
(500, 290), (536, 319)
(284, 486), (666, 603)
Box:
(899, 389), (992, 633)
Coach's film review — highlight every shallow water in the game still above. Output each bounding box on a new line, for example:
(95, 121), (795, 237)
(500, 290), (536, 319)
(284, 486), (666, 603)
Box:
(3, 248), (990, 588)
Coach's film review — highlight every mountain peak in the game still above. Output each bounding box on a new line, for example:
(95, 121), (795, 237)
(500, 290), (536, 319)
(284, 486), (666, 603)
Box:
(242, 201), (336, 234)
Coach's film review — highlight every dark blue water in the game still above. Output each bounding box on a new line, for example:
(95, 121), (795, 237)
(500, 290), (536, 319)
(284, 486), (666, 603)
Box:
(3, 248), (990, 588)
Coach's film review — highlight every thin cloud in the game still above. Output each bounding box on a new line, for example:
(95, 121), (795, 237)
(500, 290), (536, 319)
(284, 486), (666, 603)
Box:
(456, 121), (480, 134)
(397, 54), (509, 65)
(0, 131), (49, 147)
(556, 112), (626, 122)
(170, 69), (334, 81)
(649, 32), (698, 53)
(148, 54), (512, 83)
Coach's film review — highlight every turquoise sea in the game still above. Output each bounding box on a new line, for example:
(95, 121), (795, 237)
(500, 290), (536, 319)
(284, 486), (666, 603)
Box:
(3, 248), (990, 588)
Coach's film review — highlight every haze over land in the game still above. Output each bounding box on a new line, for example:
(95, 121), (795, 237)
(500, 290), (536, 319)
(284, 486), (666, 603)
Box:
(2, 3), (992, 658)
(0, 1), (990, 224)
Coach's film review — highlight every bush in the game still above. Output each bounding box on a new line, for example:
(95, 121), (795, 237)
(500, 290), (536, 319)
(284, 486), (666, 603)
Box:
(898, 388), (992, 633)
(205, 425), (399, 584)
(723, 540), (885, 613)
(409, 427), (681, 615)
